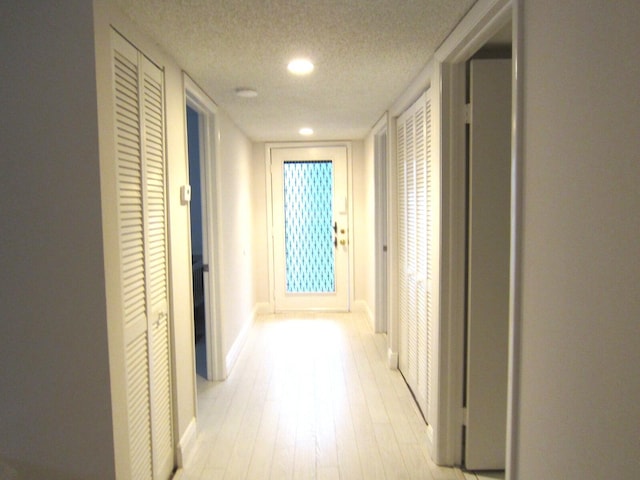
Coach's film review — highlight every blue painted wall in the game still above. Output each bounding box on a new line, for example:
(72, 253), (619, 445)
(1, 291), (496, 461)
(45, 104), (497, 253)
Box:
(187, 106), (203, 256)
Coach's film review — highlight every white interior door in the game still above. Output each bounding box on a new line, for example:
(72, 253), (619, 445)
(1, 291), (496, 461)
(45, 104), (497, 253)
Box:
(464, 58), (512, 470)
(140, 53), (173, 480)
(112, 29), (173, 479)
(396, 90), (433, 420)
(271, 146), (349, 311)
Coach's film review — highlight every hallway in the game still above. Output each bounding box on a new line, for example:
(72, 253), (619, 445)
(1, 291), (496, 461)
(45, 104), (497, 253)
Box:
(177, 313), (501, 479)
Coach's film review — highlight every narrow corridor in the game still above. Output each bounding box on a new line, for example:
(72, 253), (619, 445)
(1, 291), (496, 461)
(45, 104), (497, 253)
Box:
(178, 313), (502, 479)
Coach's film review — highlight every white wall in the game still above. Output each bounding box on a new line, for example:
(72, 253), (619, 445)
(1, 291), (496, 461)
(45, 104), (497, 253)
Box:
(511, 1), (640, 478)
(216, 112), (257, 368)
(350, 140), (373, 317)
(251, 143), (271, 306)
(358, 133), (378, 325)
(0, 2), (116, 478)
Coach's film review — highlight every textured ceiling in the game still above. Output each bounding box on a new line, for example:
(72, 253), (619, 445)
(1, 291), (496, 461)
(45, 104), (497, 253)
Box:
(115, 0), (477, 141)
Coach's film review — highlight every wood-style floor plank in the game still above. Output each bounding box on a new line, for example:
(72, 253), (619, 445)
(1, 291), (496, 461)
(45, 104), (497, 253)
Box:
(180, 313), (477, 479)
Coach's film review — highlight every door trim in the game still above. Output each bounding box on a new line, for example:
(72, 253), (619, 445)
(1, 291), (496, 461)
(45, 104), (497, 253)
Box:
(434, 0), (516, 469)
(373, 115), (389, 333)
(184, 75), (225, 382)
(265, 141), (354, 312)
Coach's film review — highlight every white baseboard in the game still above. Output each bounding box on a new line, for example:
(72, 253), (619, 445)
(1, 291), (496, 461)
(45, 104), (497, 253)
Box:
(225, 313), (253, 375)
(426, 424), (436, 463)
(176, 417), (197, 468)
(387, 348), (399, 370)
(223, 303), (270, 377)
(352, 299), (374, 328)
(253, 301), (272, 316)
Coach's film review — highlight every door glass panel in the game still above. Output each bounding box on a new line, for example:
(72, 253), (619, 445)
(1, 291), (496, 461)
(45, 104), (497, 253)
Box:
(283, 160), (334, 293)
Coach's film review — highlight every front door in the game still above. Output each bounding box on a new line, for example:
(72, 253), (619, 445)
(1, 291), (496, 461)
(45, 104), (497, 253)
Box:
(271, 146), (350, 311)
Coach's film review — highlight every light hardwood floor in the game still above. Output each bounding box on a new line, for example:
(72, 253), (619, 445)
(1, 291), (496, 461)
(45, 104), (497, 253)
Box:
(177, 312), (503, 480)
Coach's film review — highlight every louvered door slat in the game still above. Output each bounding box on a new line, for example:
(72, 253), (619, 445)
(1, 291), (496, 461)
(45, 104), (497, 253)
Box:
(424, 93), (433, 423)
(126, 334), (153, 480)
(397, 90), (432, 419)
(414, 98), (429, 416)
(397, 121), (409, 373)
(405, 111), (418, 387)
(112, 29), (173, 480)
(112, 31), (153, 480)
(140, 55), (174, 480)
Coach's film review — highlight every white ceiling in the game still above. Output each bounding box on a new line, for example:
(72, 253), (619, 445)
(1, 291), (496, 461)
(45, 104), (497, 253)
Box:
(115, 0), (477, 141)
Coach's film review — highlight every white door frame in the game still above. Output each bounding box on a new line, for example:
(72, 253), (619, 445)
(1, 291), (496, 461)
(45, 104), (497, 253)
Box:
(373, 115), (389, 333)
(432, 0), (518, 469)
(265, 141), (354, 312)
(184, 75), (225, 381)
(384, 0), (517, 468)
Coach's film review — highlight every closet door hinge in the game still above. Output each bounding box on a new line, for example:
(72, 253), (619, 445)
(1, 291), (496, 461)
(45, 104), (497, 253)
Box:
(464, 103), (472, 124)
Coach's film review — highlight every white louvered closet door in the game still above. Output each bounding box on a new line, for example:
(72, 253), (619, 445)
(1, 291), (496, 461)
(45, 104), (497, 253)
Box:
(397, 90), (433, 421)
(112, 30), (173, 480)
(141, 53), (174, 480)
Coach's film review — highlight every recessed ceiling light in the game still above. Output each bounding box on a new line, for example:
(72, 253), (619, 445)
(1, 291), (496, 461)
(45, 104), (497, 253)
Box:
(235, 87), (258, 98)
(299, 127), (314, 136)
(287, 58), (314, 75)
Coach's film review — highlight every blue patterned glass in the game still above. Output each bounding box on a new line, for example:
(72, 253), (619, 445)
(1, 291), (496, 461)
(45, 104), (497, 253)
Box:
(283, 161), (335, 293)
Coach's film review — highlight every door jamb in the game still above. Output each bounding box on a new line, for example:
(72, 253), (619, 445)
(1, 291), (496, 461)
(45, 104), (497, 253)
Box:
(432, 0), (516, 467)
(184, 74), (225, 381)
(374, 115), (389, 333)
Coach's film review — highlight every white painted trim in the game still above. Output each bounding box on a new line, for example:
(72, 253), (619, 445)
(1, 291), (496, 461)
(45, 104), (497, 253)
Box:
(175, 417), (197, 468)
(373, 115), (389, 334)
(264, 141), (354, 313)
(387, 348), (399, 370)
(427, 424), (435, 445)
(264, 143), (276, 313)
(435, 0), (512, 63)
(505, 2), (523, 479)
(184, 74), (226, 382)
(386, 115), (399, 369)
(253, 301), (272, 316)
(352, 299), (374, 329)
(225, 313), (253, 375)
(433, 60), (467, 467)
(346, 143), (355, 312)
(429, 0), (514, 468)
(390, 61), (434, 118)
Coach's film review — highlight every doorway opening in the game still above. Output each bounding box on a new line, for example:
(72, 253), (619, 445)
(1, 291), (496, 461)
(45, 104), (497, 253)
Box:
(185, 75), (225, 383)
(462, 35), (512, 473)
(186, 106), (207, 378)
(437, 4), (514, 476)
